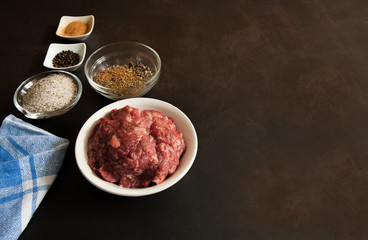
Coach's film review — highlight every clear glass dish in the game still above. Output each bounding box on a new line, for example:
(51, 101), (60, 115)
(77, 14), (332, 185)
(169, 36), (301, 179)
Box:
(13, 70), (82, 119)
(84, 42), (161, 100)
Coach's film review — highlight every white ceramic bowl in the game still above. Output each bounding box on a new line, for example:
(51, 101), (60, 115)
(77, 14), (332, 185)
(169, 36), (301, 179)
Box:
(43, 43), (86, 71)
(75, 98), (198, 197)
(56, 15), (94, 41)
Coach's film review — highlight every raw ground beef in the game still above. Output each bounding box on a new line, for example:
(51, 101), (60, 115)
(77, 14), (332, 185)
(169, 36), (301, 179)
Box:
(87, 105), (186, 188)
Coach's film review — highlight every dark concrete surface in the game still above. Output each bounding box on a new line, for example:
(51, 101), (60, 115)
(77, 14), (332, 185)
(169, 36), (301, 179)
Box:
(2, 0), (368, 239)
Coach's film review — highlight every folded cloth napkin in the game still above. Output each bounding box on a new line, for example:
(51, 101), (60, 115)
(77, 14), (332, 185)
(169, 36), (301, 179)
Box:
(0, 115), (69, 240)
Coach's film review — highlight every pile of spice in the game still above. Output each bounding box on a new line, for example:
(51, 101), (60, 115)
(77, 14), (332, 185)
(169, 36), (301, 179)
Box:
(52, 50), (80, 68)
(93, 62), (153, 89)
(23, 73), (77, 113)
(62, 21), (88, 36)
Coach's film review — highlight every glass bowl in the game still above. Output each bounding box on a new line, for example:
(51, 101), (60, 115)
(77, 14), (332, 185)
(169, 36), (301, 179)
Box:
(84, 42), (161, 100)
(13, 70), (82, 119)
(75, 98), (198, 197)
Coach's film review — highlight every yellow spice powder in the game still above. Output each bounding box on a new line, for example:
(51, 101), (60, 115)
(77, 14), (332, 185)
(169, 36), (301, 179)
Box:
(63, 21), (88, 36)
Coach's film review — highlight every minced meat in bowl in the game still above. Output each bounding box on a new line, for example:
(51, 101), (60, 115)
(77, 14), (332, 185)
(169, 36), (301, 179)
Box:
(88, 105), (185, 188)
(75, 98), (198, 196)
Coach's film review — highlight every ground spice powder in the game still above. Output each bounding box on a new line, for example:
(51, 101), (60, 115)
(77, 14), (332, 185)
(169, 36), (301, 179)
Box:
(63, 21), (88, 36)
(94, 62), (153, 89)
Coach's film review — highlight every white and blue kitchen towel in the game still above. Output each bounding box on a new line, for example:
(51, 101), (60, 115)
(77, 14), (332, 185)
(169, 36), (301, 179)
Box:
(0, 115), (69, 240)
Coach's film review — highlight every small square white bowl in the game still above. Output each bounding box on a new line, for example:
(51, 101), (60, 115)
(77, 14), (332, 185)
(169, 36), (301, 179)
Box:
(56, 15), (94, 41)
(43, 43), (86, 71)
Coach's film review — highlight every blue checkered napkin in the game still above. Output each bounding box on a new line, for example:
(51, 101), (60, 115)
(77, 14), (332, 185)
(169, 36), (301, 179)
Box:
(0, 115), (69, 240)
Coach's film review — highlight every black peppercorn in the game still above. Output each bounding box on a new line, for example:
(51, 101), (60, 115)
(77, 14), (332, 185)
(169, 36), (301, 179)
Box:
(52, 50), (80, 68)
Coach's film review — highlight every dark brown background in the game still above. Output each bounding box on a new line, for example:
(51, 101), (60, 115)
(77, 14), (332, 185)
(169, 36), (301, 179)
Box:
(2, 0), (368, 239)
